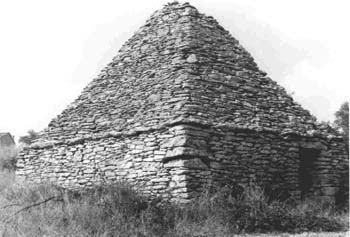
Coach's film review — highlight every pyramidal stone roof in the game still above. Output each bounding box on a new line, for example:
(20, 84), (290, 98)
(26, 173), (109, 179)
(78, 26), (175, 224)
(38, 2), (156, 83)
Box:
(36, 2), (335, 146)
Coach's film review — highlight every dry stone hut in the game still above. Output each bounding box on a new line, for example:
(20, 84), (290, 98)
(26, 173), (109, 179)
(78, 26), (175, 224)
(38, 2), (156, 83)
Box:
(16, 2), (348, 202)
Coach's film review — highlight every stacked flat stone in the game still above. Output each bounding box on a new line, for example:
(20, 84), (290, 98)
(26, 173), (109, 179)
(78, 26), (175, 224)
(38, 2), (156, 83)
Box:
(16, 2), (348, 202)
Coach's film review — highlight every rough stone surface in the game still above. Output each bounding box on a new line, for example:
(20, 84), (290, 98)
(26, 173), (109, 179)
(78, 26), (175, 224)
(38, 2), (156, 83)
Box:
(16, 2), (348, 202)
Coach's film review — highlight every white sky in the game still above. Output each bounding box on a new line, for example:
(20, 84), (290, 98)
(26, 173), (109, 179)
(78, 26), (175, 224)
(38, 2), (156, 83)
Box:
(0, 0), (349, 140)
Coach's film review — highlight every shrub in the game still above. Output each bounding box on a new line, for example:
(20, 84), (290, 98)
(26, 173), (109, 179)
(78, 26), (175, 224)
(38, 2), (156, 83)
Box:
(0, 171), (15, 193)
(0, 146), (18, 192)
(0, 146), (20, 171)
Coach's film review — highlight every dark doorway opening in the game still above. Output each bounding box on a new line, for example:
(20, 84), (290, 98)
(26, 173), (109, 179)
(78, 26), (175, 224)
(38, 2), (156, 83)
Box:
(299, 148), (320, 197)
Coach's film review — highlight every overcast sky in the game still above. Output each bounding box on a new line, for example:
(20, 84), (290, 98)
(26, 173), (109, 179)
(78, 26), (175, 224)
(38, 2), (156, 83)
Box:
(0, 0), (349, 140)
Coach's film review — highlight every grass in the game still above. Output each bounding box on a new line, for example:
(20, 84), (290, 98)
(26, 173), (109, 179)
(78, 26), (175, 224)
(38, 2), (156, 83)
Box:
(0, 177), (348, 237)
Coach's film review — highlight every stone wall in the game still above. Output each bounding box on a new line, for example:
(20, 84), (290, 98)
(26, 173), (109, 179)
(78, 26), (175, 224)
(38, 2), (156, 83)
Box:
(17, 125), (198, 202)
(179, 124), (348, 200)
(16, 122), (349, 202)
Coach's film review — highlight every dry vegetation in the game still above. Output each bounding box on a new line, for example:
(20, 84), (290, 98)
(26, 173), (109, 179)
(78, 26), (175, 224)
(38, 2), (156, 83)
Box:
(0, 147), (348, 236)
(0, 178), (348, 236)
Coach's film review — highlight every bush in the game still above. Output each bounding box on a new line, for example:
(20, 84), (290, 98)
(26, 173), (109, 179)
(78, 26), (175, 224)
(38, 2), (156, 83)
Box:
(0, 146), (19, 171)
(0, 182), (348, 236)
(0, 171), (15, 193)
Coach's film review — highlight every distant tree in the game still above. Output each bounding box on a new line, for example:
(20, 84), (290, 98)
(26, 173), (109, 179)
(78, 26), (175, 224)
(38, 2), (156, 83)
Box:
(333, 101), (349, 149)
(19, 130), (39, 145)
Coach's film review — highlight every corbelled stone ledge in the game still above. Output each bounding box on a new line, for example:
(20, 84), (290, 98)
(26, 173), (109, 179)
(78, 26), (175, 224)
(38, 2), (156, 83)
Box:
(29, 118), (343, 149)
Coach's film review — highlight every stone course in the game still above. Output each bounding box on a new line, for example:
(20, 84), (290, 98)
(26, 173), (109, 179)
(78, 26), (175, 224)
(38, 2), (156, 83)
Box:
(16, 2), (348, 202)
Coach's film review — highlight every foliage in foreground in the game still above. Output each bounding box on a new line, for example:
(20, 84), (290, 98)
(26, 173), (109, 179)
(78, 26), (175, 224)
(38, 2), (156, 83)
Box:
(0, 180), (348, 237)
